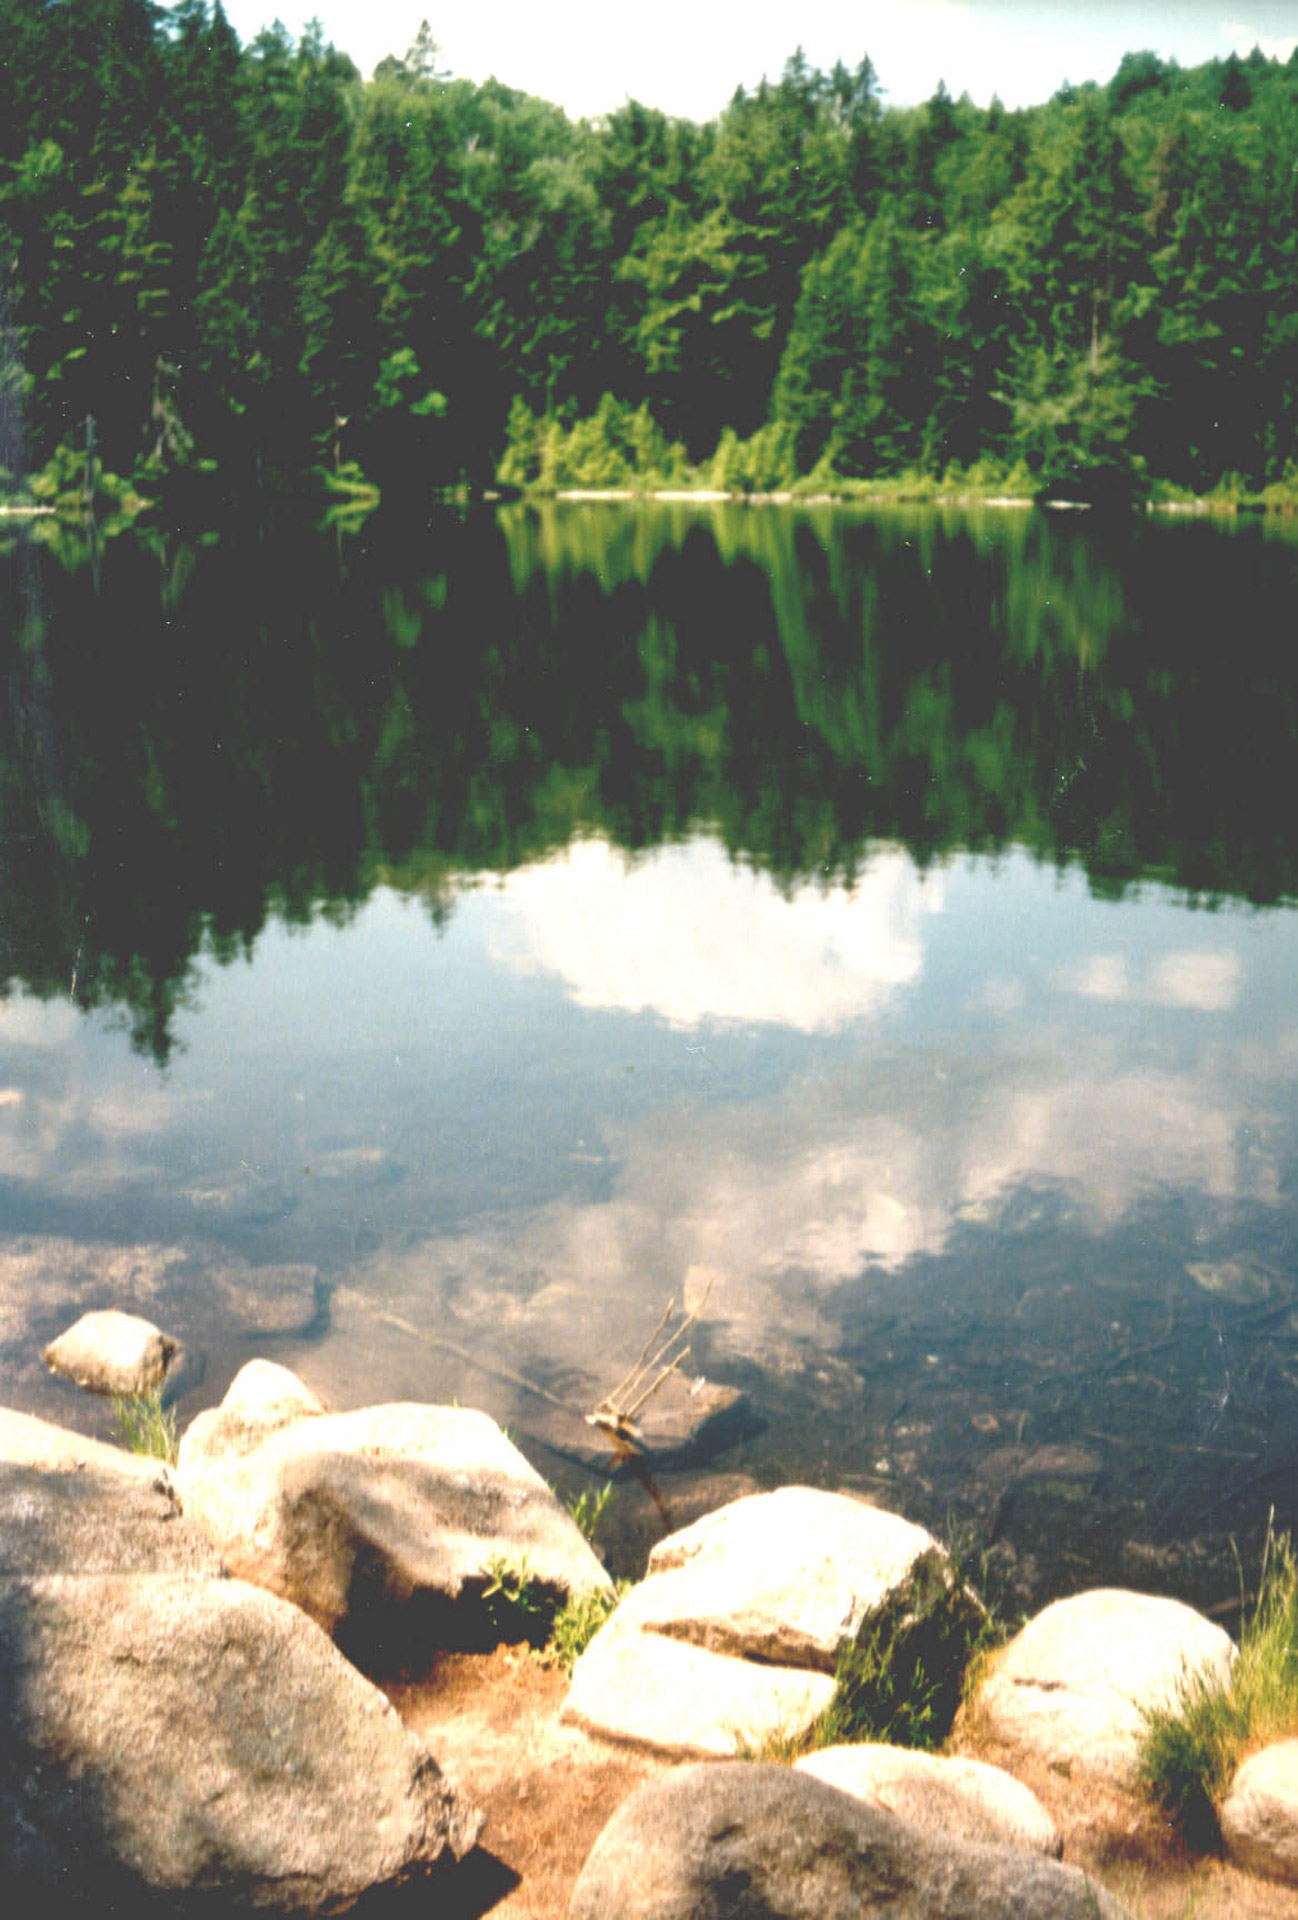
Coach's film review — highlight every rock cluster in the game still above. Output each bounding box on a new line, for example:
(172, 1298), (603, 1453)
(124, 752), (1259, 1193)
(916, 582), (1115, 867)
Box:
(0, 1344), (611, 1912)
(12, 1305), (1298, 1915)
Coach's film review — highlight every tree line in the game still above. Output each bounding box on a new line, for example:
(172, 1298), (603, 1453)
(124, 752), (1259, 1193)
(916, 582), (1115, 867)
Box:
(2, 1), (1297, 499)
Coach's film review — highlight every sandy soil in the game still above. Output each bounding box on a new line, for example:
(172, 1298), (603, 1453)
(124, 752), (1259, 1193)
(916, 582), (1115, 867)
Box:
(382, 1649), (1298, 1920)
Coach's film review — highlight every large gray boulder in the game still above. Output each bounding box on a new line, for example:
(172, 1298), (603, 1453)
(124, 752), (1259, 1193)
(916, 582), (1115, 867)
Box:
(973, 1588), (1235, 1782)
(563, 1488), (978, 1758)
(796, 1743), (1062, 1856)
(0, 1408), (219, 1580)
(1221, 1739), (1298, 1883)
(0, 1571), (481, 1910)
(176, 1367), (613, 1653)
(42, 1308), (176, 1396)
(568, 1762), (1130, 1920)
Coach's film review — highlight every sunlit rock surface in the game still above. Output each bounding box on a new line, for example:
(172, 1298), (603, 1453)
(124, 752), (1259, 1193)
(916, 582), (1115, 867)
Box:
(974, 1587), (1235, 1781)
(796, 1743), (1062, 1856)
(176, 1368), (613, 1651)
(42, 1308), (176, 1396)
(1221, 1739), (1298, 1884)
(563, 1488), (976, 1758)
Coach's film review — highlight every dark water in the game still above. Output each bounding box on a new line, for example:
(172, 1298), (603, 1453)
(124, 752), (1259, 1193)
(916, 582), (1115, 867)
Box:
(4, 498), (1298, 1614)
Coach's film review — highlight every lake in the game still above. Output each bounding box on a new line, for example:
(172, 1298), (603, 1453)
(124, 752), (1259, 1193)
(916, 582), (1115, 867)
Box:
(3, 497), (1298, 1616)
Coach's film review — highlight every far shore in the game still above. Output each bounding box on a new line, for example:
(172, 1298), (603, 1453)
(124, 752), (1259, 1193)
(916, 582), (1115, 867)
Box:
(526, 486), (1294, 515)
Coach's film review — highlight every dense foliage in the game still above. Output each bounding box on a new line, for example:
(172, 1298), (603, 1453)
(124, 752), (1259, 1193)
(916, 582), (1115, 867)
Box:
(2, 3), (1298, 496)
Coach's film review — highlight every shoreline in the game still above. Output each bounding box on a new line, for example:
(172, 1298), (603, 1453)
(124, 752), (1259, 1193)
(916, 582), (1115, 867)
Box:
(522, 486), (1296, 515)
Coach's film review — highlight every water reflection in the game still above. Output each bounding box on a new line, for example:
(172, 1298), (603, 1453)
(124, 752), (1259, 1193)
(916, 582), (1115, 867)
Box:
(4, 500), (1298, 1064)
(4, 503), (1298, 1609)
(490, 837), (942, 1030)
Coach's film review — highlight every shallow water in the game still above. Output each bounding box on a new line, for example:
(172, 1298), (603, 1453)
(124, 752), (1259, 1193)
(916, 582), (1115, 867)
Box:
(3, 500), (1298, 1610)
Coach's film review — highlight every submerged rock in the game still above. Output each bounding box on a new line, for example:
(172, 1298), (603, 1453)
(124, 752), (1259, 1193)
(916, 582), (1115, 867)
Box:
(0, 1571), (481, 1909)
(562, 1373), (763, 1474)
(568, 1762), (1129, 1920)
(176, 1365), (613, 1656)
(42, 1308), (176, 1396)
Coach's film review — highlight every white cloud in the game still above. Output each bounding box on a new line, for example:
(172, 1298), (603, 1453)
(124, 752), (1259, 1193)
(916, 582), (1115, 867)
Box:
(218, 1), (1275, 122)
(490, 836), (944, 1031)
(1068, 954), (1130, 1001)
(1223, 20), (1298, 61)
(1150, 950), (1241, 1012)
(0, 993), (79, 1047)
(1061, 947), (1241, 1012)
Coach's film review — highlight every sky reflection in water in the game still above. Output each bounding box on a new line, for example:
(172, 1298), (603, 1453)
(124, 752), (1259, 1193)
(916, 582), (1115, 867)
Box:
(4, 830), (1294, 1604)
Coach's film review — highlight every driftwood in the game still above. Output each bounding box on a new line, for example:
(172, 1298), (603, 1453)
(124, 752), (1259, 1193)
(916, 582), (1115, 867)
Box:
(585, 1277), (714, 1452)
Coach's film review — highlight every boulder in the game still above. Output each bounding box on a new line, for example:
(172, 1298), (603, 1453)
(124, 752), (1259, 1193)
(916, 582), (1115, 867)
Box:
(176, 1375), (613, 1655)
(796, 1743), (1062, 1856)
(0, 1405), (176, 1479)
(557, 1374), (762, 1474)
(1221, 1739), (1298, 1883)
(973, 1588), (1235, 1782)
(205, 1356), (328, 1434)
(642, 1488), (954, 1667)
(568, 1762), (1130, 1920)
(562, 1488), (978, 1759)
(0, 1407), (219, 1580)
(0, 1571), (482, 1910)
(564, 1589), (837, 1757)
(42, 1308), (176, 1396)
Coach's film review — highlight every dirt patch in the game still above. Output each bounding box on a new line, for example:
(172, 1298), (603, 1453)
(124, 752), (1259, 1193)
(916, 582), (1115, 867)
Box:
(383, 1647), (665, 1920)
(947, 1724), (1298, 1920)
(385, 1649), (1298, 1920)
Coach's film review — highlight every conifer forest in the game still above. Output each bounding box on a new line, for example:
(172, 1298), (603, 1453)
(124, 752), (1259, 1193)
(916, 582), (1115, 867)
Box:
(2, 0), (1297, 502)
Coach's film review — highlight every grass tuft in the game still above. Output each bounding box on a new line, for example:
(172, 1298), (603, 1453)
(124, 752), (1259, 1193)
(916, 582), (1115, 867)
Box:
(813, 1547), (986, 1752)
(566, 1482), (614, 1547)
(1137, 1513), (1298, 1848)
(481, 1555), (555, 1643)
(536, 1580), (630, 1674)
(734, 1540), (1000, 1764)
(112, 1387), (179, 1465)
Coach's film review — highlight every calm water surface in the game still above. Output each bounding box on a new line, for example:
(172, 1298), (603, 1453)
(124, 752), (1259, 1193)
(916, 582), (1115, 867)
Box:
(3, 500), (1298, 1611)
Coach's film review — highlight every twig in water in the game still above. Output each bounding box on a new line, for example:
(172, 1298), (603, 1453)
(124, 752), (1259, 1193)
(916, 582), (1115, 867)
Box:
(585, 1275), (715, 1451)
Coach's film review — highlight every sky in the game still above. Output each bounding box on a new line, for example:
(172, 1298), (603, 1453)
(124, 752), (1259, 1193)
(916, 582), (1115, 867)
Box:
(216, 0), (1298, 121)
